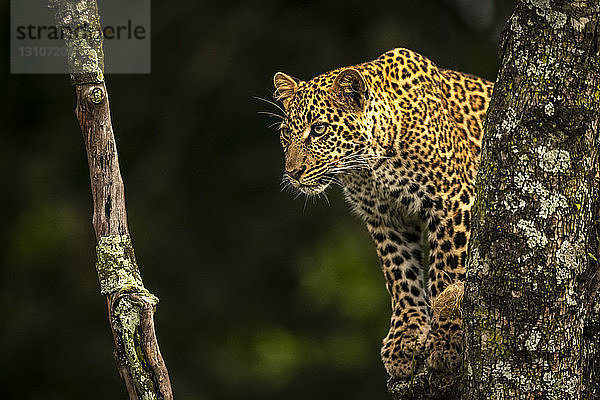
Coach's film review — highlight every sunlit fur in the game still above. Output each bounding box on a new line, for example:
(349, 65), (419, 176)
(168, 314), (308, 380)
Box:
(267, 48), (493, 378)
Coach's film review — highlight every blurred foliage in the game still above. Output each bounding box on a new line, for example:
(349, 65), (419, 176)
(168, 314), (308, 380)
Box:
(0, 0), (510, 399)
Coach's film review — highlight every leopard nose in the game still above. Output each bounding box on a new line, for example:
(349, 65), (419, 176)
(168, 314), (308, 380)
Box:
(286, 165), (306, 181)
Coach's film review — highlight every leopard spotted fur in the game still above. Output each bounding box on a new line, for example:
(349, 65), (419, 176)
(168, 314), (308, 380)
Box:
(272, 48), (493, 378)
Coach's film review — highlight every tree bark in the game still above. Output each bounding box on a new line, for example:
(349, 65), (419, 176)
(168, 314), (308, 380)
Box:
(49, 1), (173, 398)
(464, 1), (600, 399)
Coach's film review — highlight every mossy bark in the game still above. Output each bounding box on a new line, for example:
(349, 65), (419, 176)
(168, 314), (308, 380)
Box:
(50, 1), (173, 398)
(463, 1), (600, 399)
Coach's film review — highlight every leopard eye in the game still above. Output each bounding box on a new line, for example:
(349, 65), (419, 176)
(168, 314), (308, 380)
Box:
(311, 123), (328, 137)
(280, 126), (291, 139)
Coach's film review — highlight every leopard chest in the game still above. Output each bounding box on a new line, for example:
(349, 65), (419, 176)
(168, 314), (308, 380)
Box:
(341, 163), (428, 227)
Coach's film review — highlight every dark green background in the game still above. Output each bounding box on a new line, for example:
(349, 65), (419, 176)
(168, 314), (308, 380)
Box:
(1, 1), (509, 399)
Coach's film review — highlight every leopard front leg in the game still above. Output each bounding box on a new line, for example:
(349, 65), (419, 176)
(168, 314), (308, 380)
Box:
(367, 219), (430, 378)
(425, 205), (470, 374)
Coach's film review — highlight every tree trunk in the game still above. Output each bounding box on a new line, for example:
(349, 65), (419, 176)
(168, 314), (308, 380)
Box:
(463, 1), (600, 399)
(49, 1), (173, 398)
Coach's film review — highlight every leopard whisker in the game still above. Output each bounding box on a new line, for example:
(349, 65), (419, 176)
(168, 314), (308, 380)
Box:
(318, 191), (331, 207)
(329, 162), (370, 173)
(257, 111), (285, 120)
(331, 179), (345, 188)
(280, 175), (294, 193)
(253, 96), (287, 116)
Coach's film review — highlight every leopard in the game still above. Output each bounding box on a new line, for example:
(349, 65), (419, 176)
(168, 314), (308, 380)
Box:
(270, 47), (493, 379)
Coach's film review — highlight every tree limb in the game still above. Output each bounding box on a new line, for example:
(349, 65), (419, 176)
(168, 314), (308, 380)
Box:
(49, 0), (173, 398)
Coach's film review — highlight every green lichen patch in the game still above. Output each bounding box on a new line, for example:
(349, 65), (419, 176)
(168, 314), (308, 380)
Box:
(114, 297), (157, 400)
(555, 238), (585, 285)
(526, 0), (568, 29)
(54, 0), (105, 82)
(499, 107), (518, 138)
(538, 148), (571, 174)
(68, 38), (101, 75)
(466, 247), (484, 277)
(539, 191), (568, 219)
(516, 219), (548, 249)
(524, 328), (542, 351)
(96, 234), (144, 295)
(571, 16), (590, 32)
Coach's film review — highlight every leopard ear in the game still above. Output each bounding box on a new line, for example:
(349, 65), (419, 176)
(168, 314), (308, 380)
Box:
(331, 68), (368, 112)
(273, 72), (300, 109)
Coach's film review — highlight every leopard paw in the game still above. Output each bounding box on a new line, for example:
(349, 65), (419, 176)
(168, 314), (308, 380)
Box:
(381, 323), (429, 378)
(425, 318), (463, 372)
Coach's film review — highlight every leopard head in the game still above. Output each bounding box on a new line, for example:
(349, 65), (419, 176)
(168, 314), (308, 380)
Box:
(273, 68), (373, 195)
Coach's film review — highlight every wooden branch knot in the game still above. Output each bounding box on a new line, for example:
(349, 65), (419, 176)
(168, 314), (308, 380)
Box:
(61, 10), (73, 26)
(89, 87), (105, 105)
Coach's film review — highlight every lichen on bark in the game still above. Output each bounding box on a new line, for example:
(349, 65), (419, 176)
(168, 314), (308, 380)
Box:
(50, 0), (104, 83)
(96, 235), (145, 295)
(96, 236), (161, 398)
(114, 294), (160, 400)
(463, 1), (600, 399)
(94, 228), (165, 400)
(50, 1), (173, 397)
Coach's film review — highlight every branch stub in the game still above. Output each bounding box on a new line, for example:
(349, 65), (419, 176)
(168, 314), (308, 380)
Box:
(89, 86), (105, 104)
